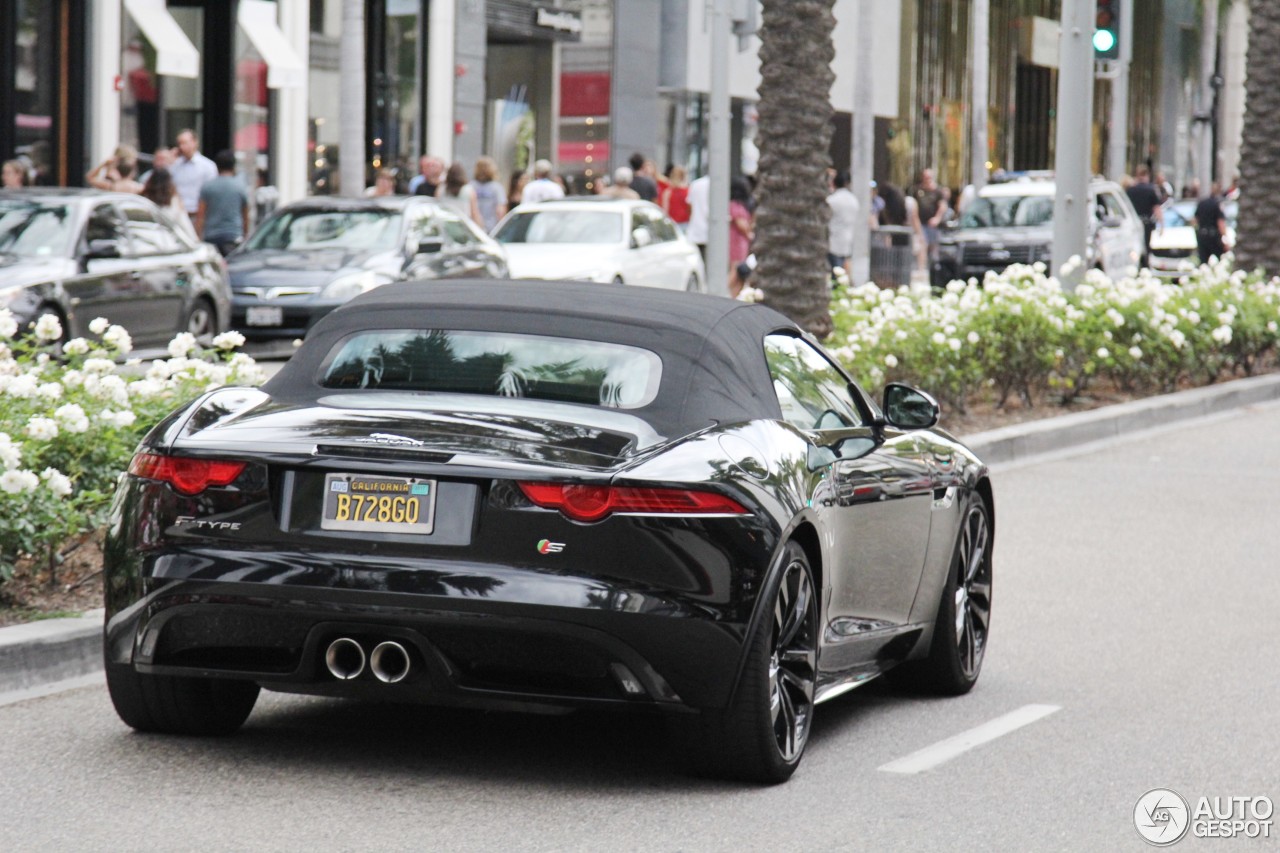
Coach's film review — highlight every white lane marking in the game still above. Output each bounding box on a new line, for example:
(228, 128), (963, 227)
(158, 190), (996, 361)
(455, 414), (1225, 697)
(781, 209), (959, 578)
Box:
(0, 671), (104, 709)
(878, 703), (1061, 774)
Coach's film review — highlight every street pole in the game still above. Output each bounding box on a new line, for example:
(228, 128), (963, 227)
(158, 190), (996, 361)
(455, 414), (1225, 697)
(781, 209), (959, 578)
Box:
(1052, 0), (1095, 290)
(970, 0), (990, 193)
(706, 0), (732, 297)
(1105, 0), (1132, 181)
(338, 0), (366, 197)
(1196, 0), (1220, 195)
(850, 0), (875, 286)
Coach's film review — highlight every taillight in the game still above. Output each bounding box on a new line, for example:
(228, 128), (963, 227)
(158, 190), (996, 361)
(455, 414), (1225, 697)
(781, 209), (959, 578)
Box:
(516, 482), (748, 523)
(128, 452), (246, 495)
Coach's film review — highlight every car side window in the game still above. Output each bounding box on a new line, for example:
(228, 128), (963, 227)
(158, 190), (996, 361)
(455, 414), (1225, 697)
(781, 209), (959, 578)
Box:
(1101, 192), (1126, 221)
(405, 211), (442, 246)
(647, 208), (677, 242)
(763, 334), (863, 430)
(83, 204), (126, 252)
(122, 204), (182, 255)
(438, 212), (476, 246)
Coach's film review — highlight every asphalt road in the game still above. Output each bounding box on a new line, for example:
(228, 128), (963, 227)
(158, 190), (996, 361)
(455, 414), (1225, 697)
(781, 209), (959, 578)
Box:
(3, 402), (1279, 852)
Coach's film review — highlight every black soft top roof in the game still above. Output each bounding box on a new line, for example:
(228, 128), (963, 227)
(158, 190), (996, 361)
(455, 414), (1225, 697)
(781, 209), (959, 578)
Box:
(265, 280), (798, 437)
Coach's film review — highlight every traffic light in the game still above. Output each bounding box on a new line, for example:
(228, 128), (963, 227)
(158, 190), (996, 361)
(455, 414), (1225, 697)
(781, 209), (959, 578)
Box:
(1094, 0), (1121, 60)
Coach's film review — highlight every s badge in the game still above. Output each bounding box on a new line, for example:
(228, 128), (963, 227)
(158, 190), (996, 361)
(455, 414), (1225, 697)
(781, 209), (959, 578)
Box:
(537, 539), (565, 554)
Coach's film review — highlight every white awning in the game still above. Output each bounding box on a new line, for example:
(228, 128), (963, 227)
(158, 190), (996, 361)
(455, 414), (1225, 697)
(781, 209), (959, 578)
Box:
(123, 0), (199, 79)
(237, 0), (306, 90)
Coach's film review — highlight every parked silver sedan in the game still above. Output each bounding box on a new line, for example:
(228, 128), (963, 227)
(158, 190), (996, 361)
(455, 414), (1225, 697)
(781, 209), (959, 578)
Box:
(493, 198), (705, 292)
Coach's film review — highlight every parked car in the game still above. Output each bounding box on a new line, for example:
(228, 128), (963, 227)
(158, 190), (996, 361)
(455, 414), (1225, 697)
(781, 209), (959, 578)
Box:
(103, 280), (994, 783)
(228, 196), (508, 340)
(492, 198), (705, 291)
(0, 189), (230, 346)
(1149, 198), (1238, 278)
(932, 176), (1144, 286)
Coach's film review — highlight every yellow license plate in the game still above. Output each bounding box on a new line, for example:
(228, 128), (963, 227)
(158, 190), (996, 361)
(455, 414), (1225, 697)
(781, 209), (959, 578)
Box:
(320, 474), (436, 534)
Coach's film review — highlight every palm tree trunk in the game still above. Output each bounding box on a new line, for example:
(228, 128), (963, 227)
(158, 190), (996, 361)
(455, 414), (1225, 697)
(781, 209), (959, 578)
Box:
(755, 0), (837, 338)
(1236, 0), (1279, 272)
(339, 0), (366, 198)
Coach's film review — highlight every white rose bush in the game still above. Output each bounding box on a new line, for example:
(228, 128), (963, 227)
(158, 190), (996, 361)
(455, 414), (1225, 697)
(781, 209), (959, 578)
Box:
(827, 259), (1280, 414)
(0, 312), (266, 588)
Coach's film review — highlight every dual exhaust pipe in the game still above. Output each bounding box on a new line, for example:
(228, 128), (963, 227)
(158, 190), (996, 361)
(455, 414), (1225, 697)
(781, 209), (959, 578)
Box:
(324, 637), (411, 684)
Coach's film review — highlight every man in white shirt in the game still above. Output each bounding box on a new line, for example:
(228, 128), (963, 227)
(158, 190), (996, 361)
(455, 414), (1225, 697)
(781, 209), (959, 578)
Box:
(684, 174), (710, 260)
(520, 159), (565, 205)
(170, 129), (218, 215)
(826, 170), (860, 273)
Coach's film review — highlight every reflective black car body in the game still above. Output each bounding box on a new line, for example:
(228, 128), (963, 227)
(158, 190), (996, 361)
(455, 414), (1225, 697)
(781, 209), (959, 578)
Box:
(228, 196), (508, 341)
(104, 281), (994, 782)
(0, 189), (230, 345)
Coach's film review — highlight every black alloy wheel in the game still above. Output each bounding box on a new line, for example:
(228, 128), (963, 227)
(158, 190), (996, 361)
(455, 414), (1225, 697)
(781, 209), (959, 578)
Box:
(675, 541), (817, 783)
(891, 491), (992, 695)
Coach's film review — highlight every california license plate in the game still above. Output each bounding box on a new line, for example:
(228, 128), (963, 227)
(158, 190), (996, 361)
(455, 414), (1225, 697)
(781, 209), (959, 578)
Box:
(245, 306), (283, 326)
(320, 474), (436, 534)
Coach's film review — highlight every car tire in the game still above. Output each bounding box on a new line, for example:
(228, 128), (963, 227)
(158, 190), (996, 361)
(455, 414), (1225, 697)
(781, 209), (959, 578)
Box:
(183, 296), (219, 346)
(674, 541), (817, 784)
(891, 490), (992, 695)
(685, 273), (701, 293)
(106, 662), (259, 736)
(612, 276), (624, 285)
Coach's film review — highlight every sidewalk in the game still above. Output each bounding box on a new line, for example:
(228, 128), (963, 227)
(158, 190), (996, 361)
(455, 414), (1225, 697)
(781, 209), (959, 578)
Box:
(5, 371), (1280, 701)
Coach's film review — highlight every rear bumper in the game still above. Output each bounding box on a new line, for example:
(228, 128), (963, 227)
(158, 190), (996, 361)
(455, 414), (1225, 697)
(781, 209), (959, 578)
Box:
(104, 552), (752, 714)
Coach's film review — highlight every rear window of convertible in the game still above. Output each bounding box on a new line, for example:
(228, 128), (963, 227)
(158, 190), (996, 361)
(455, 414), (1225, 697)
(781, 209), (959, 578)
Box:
(320, 330), (662, 409)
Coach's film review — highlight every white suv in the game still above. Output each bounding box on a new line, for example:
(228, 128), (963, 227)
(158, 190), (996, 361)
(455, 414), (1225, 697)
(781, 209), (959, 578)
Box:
(933, 176), (1145, 286)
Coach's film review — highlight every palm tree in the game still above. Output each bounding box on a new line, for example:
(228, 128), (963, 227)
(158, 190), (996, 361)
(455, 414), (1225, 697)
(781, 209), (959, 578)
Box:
(754, 0), (837, 339)
(1236, 0), (1279, 272)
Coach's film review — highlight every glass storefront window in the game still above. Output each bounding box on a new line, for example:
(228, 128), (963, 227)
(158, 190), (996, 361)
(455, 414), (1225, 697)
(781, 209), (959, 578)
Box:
(120, 7), (204, 159)
(558, 0), (613, 194)
(14, 1), (57, 185)
(234, 27), (271, 188)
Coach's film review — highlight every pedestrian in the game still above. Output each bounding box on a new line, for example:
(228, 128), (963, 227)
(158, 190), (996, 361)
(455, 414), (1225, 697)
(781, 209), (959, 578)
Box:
(507, 168), (527, 208)
(196, 149), (249, 257)
(605, 166), (641, 199)
(1155, 170), (1174, 204)
(661, 165), (691, 228)
(1193, 183), (1229, 263)
(826, 170), (860, 276)
(472, 156), (508, 232)
(365, 168), (397, 197)
(85, 145), (144, 193)
(171, 129), (218, 215)
(685, 173), (710, 262)
(1125, 164), (1163, 267)
(2, 159), (28, 189)
(520, 159), (565, 205)
(727, 177), (755, 298)
(137, 146), (175, 185)
(629, 152), (658, 202)
(913, 169), (948, 262)
(409, 155), (444, 196)
(141, 167), (194, 237)
(436, 161), (481, 222)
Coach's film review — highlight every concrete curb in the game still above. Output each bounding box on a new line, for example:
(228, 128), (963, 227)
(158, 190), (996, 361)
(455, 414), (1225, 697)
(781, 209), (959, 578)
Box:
(4, 371), (1280, 699)
(0, 609), (104, 695)
(962, 372), (1280, 466)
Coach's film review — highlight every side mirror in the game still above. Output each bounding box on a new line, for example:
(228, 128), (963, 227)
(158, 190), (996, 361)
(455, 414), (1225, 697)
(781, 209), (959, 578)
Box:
(1100, 215), (1123, 229)
(882, 383), (940, 430)
(631, 227), (652, 249)
(416, 238), (445, 255)
(85, 238), (121, 260)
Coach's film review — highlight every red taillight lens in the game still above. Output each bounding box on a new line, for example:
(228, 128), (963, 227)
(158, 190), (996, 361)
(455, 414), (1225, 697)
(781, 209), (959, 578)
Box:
(517, 482), (748, 523)
(128, 453), (247, 495)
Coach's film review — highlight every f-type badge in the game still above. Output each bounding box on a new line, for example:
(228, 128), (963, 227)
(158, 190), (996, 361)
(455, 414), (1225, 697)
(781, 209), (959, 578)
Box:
(537, 539), (565, 554)
(356, 433), (425, 447)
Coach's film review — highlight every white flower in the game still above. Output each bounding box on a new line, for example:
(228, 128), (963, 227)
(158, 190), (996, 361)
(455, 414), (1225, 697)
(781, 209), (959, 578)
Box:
(292, 339), (304, 348)
(93, 375), (130, 406)
(53, 403), (90, 434)
(948, 338), (962, 352)
(0, 469), (39, 494)
(967, 331), (980, 345)
(0, 433), (20, 470)
(168, 332), (198, 358)
(0, 309), (17, 339)
(884, 354), (899, 368)
(5, 374), (37, 398)
(211, 330), (246, 350)
(1268, 321), (1278, 334)
(1097, 347), (1110, 359)
(88, 317), (110, 335)
(1128, 346), (1143, 359)
(63, 337), (91, 356)
(99, 409), (137, 428)
(37, 382), (62, 401)
(33, 314), (62, 342)
(25, 417), (58, 441)
(61, 369), (85, 389)
(83, 358), (117, 376)
(41, 467), (73, 497)
(931, 332), (947, 346)
(103, 325), (133, 355)
(1212, 324), (1233, 344)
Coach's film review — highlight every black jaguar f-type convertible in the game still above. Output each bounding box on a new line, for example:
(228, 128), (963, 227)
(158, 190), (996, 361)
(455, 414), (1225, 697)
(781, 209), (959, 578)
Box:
(103, 280), (994, 783)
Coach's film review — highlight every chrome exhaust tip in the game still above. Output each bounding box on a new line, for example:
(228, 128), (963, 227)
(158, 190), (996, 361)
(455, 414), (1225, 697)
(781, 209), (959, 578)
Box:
(325, 637), (366, 680)
(370, 641), (411, 684)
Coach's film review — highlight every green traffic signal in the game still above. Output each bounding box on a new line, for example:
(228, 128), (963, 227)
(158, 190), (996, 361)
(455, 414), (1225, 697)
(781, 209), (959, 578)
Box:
(1093, 29), (1117, 55)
